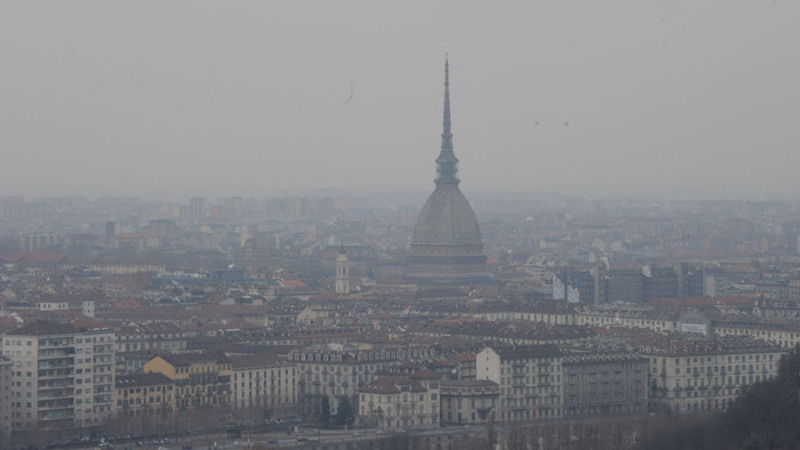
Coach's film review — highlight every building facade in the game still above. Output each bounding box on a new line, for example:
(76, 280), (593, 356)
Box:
(439, 379), (498, 425)
(643, 335), (786, 414)
(0, 357), (12, 443)
(477, 345), (563, 422)
(562, 353), (648, 419)
(358, 370), (441, 429)
(0, 321), (116, 432)
(114, 372), (175, 419)
(290, 344), (435, 417)
(229, 353), (297, 416)
(143, 352), (232, 410)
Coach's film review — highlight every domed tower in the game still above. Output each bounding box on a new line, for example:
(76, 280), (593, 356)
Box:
(407, 58), (488, 283)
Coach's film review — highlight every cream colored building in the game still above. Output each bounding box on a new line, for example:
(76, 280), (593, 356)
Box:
(643, 335), (786, 414)
(114, 372), (175, 419)
(477, 345), (563, 422)
(358, 370), (441, 428)
(289, 344), (434, 416)
(0, 321), (116, 432)
(229, 353), (297, 416)
(440, 379), (498, 425)
(143, 352), (232, 410)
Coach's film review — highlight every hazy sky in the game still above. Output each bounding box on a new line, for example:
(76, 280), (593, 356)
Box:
(2, 1), (799, 200)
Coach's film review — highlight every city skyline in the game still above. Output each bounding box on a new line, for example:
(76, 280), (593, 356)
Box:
(2, 2), (799, 201)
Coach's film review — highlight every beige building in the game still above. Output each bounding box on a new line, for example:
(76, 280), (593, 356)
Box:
(477, 345), (563, 422)
(440, 379), (498, 425)
(289, 344), (434, 416)
(229, 353), (297, 416)
(143, 352), (232, 410)
(0, 321), (116, 432)
(643, 335), (786, 414)
(114, 372), (175, 419)
(358, 369), (441, 429)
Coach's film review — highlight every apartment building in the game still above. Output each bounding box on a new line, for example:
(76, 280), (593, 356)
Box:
(477, 345), (563, 422)
(562, 352), (648, 419)
(114, 372), (175, 419)
(0, 357), (11, 442)
(229, 352), (297, 416)
(143, 352), (232, 410)
(642, 335), (786, 413)
(358, 369), (441, 429)
(439, 379), (498, 425)
(289, 344), (434, 416)
(0, 321), (116, 432)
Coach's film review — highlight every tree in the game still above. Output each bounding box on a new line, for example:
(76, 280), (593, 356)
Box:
(321, 395), (331, 428)
(335, 396), (356, 428)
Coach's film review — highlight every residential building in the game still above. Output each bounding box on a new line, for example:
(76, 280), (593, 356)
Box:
(289, 344), (434, 417)
(0, 321), (116, 432)
(477, 345), (563, 422)
(229, 353), (297, 416)
(439, 379), (498, 425)
(358, 369), (441, 428)
(0, 357), (11, 442)
(642, 335), (785, 414)
(143, 352), (232, 410)
(73, 327), (116, 427)
(562, 353), (648, 419)
(114, 372), (175, 419)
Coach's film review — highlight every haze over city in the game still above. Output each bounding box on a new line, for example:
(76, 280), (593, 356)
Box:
(2, 1), (799, 201)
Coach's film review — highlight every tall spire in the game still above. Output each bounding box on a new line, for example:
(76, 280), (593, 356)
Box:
(442, 56), (452, 150)
(436, 55), (459, 186)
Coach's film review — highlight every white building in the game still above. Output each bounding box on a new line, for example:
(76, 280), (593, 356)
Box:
(229, 353), (297, 416)
(642, 335), (786, 414)
(477, 345), (563, 422)
(0, 321), (115, 432)
(289, 344), (434, 417)
(358, 369), (441, 429)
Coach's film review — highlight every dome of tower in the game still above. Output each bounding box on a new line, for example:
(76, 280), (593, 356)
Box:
(411, 184), (483, 253)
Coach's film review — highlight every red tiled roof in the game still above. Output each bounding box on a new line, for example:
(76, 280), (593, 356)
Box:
(281, 279), (306, 288)
(359, 376), (427, 394)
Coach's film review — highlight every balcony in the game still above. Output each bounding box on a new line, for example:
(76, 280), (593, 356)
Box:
(38, 389), (75, 400)
(38, 369), (73, 380)
(38, 350), (74, 359)
(37, 400), (74, 412)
